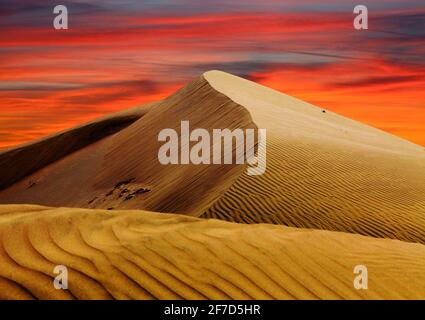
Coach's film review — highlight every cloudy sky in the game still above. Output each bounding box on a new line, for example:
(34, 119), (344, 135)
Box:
(0, 0), (424, 148)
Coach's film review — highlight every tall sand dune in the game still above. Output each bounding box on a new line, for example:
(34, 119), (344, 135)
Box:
(200, 71), (425, 245)
(1, 71), (424, 246)
(0, 71), (425, 300)
(0, 103), (154, 190)
(1, 204), (424, 300)
(0, 76), (257, 215)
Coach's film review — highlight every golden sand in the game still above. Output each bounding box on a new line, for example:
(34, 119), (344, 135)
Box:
(1, 205), (424, 300)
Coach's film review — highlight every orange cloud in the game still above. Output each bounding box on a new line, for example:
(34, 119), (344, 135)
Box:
(0, 9), (424, 149)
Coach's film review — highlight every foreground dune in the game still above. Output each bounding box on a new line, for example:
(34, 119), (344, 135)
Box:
(1, 204), (424, 300)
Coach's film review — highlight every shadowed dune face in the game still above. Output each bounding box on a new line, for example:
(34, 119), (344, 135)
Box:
(0, 75), (258, 215)
(1, 205), (425, 300)
(0, 103), (155, 191)
(90, 76), (258, 214)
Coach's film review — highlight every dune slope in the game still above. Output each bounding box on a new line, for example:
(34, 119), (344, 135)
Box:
(0, 77), (257, 215)
(1, 204), (424, 300)
(1, 70), (424, 246)
(0, 103), (154, 190)
(201, 71), (425, 245)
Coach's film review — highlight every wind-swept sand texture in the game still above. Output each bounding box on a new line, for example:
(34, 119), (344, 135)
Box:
(1, 204), (425, 300)
(201, 71), (425, 245)
(0, 103), (155, 190)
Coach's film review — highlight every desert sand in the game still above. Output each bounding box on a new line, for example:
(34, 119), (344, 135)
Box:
(1, 205), (425, 300)
(0, 71), (424, 299)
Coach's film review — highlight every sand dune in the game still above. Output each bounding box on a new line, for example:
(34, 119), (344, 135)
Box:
(0, 76), (256, 215)
(1, 71), (425, 300)
(3, 71), (424, 244)
(1, 204), (424, 300)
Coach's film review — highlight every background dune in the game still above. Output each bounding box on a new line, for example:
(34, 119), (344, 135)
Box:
(1, 204), (424, 300)
(0, 75), (257, 215)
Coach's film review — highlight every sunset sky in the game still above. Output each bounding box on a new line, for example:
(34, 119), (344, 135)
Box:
(0, 0), (424, 148)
